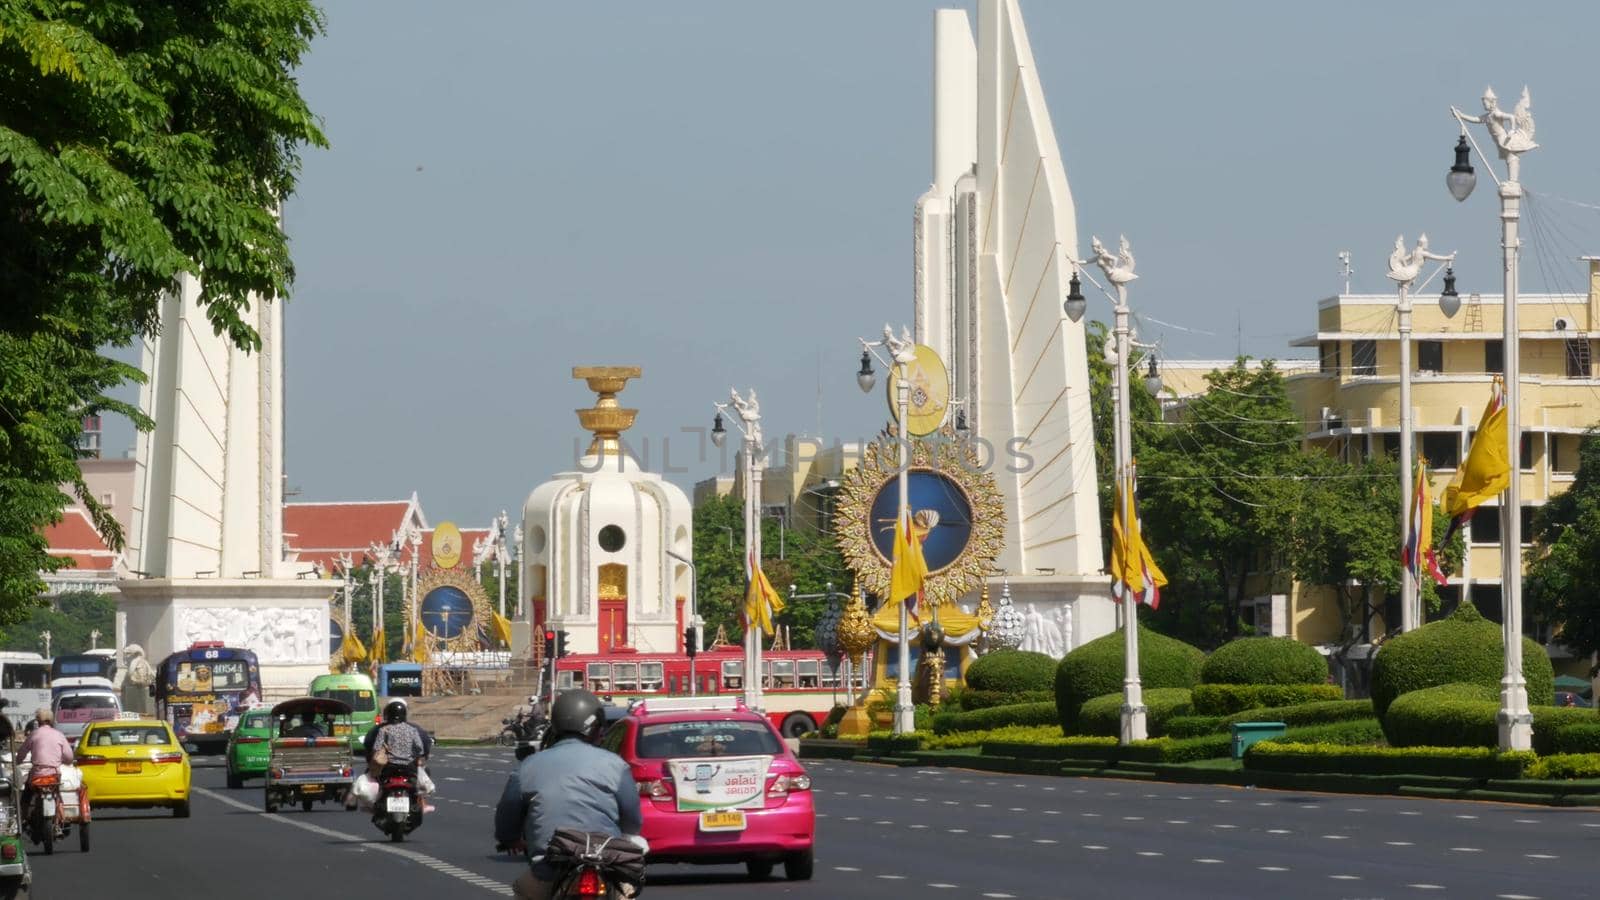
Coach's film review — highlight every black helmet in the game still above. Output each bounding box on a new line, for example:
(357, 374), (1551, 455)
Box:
(383, 700), (408, 724)
(549, 689), (603, 741)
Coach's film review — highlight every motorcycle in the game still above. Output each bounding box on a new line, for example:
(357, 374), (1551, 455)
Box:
(372, 763), (423, 842)
(544, 830), (645, 899)
(0, 753), (31, 899)
(497, 713), (546, 748)
(16, 762), (86, 856)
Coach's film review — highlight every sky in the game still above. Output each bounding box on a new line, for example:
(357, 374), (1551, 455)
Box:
(107, 1), (1600, 526)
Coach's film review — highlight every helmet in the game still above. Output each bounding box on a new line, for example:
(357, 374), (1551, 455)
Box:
(549, 689), (604, 741)
(383, 700), (408, 724)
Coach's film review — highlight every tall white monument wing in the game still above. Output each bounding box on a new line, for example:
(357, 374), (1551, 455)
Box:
(917, 0), (1103, 581)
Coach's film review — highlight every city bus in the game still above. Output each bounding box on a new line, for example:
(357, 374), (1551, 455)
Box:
(155, 643), (263, 753)
(0, 652), (52, 731)
(552, 647), (850, 738)
(377, 663), (423, 698)
(50, 652), (117, 698)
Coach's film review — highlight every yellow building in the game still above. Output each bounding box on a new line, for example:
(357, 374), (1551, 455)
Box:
(692, 435), (864, 536)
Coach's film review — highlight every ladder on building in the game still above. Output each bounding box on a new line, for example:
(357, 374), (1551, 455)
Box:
(1465, 292), (1483, 331)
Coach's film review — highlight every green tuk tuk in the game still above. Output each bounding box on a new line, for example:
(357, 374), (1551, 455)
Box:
(264, 697), (355, 813)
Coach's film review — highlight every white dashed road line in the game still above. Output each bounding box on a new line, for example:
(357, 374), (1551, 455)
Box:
(194, 786), (512, 896)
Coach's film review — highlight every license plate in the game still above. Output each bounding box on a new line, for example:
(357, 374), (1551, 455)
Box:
(334, 724), (352, 736)
(302, 785), (323, 794)
(116, 761), (141, 774)
(386, 796), (410, 814)
(698, 810), (746, 832)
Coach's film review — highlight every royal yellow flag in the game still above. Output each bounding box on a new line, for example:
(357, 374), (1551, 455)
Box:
(369, 628), (387, 664)
(1110, 466), (1166, 607)
(339, 629), (368, 665)
(1443, 381), (1511, 519)
(411, 620), (430, 663)
(886, 509), (929, 612)
(743, 551), (786, 637)
(491, 609), (514, 647)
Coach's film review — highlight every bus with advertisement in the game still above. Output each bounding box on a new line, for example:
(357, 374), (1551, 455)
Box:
(155, 643), (263, 753)
(551, 647), (856, 738)
(0, 652), (52, 731)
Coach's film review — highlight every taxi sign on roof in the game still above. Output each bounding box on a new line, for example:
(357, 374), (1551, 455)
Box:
(632, 697), (744, 715)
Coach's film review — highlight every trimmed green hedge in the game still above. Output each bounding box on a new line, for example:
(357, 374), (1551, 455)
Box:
(1271, 718), (1385, 746)
(965, 650), (1058, 695)
(1076, 688), (1194, 737)
(1165, 715), (1227, 738)
(1554, 723), (1600, 755)
(958, 689), (1053, 711)
(1244, 741), (1534, 779)
(1055, 627), (1205, 730)
(930, 701), (1058, 735)
(1386, 682), (1597, 754)
(1201, 636), (1328, 686)
(1370, 602), (1553, 720)
(1222, 699), (1374, 730)
(1191, 683), (1344, 715)
(1527, 753), (1600, 780)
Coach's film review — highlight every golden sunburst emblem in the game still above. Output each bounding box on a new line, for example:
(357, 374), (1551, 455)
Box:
(414, 567), (494, 653)
(835, 423), (1006, 610)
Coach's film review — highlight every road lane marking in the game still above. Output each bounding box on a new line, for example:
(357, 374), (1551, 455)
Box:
(928, 883), (957, 889)
(1329, 875), (1360, 881)
(1449, 847), (1482, 853)
(1408, 885), (1445, 890)
(1082, 845), (1107, 851)
(1193, 858), (1223, 864)
(1258, 866), (1288, 872)
(834, 867), (860, 872)
(1137, 851), (1162, 857)
(1386, 841), (1414, 846)
(193, 787), (512, 896)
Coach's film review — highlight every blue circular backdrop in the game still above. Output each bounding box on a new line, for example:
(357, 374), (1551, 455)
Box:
(868, 470), (973, 573)
(421, 586), (476, 639)
(329, 619), (343, 654)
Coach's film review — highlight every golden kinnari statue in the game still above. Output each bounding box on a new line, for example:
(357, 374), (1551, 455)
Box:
(835, 583), (877, 739)
(574, 365), (641, 456)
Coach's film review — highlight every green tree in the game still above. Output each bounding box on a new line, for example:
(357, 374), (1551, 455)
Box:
(1527, 432), (1600, 672)
(1135, 360), (1305, 645)
(0, 2), (326, 617)
(691, 493), (849, 648)
(0, 589), (115, 654)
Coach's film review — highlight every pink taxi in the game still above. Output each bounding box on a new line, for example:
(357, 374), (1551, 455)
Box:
(600, 697), (814, 882)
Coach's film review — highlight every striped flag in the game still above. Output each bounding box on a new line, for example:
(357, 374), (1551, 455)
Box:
(1401, 456), (1448, 587)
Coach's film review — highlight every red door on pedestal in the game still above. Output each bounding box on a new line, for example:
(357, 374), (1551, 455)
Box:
(599, 600), (628, 653)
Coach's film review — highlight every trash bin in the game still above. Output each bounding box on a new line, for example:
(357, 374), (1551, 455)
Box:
(1230, 721), (1287, 760)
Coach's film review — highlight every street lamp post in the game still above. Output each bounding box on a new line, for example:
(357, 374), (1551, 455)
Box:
(1065, 235), (1163, 743)
(713, 388), (766, 713)
(40, 630), (51, 659)
(89, 629), (100, 651)
(854, 324), (918, 736)
(495, 510), (511, 620)
(1386, 236), (1458, 633)
(1448, 85), (1538, 751)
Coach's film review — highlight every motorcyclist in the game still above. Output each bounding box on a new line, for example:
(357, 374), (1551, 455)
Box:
(350, 700), (435, 812)
(494, 689), (642, 900)
(17, 708), (73, 816)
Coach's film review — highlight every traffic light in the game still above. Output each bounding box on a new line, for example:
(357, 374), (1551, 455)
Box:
(555, 630), (570, 658)
(683, 626), (699, 658)
(543, 628), (556, 653)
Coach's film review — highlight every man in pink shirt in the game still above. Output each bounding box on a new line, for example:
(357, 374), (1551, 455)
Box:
(18, 708), (74, 814)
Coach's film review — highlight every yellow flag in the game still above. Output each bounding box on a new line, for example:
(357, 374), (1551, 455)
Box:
(491, 609), (514, 647)
(339, 629), (368, 665)
(886, 509), (929, 612)
(743, 553), (785, 637)
(1111, 467), (1166, 607)
(369, 628), (387, 664)
(1443, 381), (1511, 519)
(411, 620), (430, 663)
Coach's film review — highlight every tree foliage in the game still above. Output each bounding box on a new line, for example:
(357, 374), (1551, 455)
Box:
(0, 589), (114, 654)
(690, 493), (849, 648)
(1527, 433), (1600, 672)
(0, 1), (326, 615)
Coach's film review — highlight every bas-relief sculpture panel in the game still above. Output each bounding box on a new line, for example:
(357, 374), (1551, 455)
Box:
(957, 596), (1074, 659)
(176, 606), (326, 664)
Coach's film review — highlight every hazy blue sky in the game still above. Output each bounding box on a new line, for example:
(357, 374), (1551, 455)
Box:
(119, 1), (1600, 526)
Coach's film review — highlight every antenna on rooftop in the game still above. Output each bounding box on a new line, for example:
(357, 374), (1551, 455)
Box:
(1338, 250), (1354, 295)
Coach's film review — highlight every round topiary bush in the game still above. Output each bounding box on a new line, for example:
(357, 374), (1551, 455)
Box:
(1200, 636), (1328, 686)
(965, 649), (1058, 695)
(1054, 626), (1206, 732)
(1382, 682), (1498, 747)
(1369, 602), (1554, 720)
(1076, 687), (1194, 737)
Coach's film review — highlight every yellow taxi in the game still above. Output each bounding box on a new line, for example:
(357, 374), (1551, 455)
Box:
(75, 715), (192, 817)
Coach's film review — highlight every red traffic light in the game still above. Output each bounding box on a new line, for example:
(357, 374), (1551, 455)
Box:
(543, 629), (556, 643)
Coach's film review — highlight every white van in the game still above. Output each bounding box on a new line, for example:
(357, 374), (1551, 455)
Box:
(53, 688), (121, 740)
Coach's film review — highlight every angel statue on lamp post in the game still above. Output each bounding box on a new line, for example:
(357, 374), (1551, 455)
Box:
(1082, 235), (1138, 306)
(1456, 86), (1537, 160)
(1386, 234), (1456, 288)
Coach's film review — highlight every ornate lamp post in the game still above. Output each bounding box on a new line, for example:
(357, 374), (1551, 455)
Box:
(853, 325), (918, 735)
(713, 388), (767, 712)
(1448, 85), (1539, 751)
(1064, 235), (1162, 743)
(1386, 236), (1458, 633)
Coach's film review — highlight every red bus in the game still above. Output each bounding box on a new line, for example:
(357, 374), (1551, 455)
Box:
(552, 647), (857, 738)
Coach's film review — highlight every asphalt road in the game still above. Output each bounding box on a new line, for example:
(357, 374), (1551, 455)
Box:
(33, 751), (1600, 899)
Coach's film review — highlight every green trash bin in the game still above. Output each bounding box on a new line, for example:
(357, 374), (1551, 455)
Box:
(1230, 721), (1287, 760)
